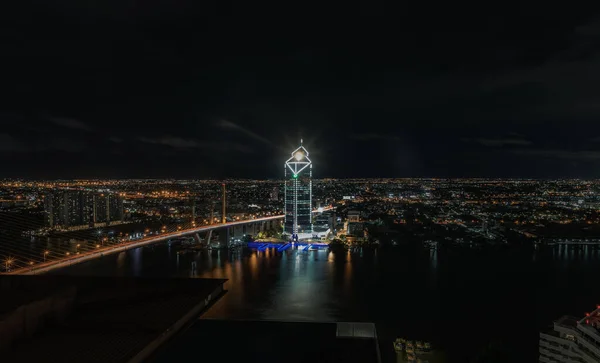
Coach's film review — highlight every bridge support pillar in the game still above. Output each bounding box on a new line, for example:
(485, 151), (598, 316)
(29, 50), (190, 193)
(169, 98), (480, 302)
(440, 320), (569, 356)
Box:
(247, 223), (256, 237)
(233, 225), (243, 238)
(219, 227), (230, 247)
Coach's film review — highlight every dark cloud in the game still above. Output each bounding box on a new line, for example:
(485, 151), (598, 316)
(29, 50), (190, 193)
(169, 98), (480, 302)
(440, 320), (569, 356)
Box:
(138, 136), (254, 154)
(462, 137), (533, 147)
(0, 133), (87, 154)
(49, 117), (92, 132)
(108, 136), (123, 143)
(2, 7), (600, 178)
(216, 120), (273, 146)
(511, 149), (600, 161)
(138, 136), (202, 149)
(474, 18), (600, 123)
(350, 133), (402, 141)
(49, 138), (87, 153)
(0, 134), (28, 152)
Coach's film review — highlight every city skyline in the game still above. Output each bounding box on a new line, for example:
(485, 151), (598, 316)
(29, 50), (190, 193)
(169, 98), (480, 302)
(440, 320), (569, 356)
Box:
(2, 173), (600, 362)
(4, 5), (600, 363)
(3, 7), (600, 179)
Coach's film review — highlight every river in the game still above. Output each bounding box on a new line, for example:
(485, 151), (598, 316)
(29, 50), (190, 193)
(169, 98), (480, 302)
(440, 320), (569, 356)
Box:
(50, 243), (600, 362)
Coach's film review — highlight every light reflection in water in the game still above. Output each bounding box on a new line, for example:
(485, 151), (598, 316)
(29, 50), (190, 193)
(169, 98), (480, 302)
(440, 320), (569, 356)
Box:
(117, 251), (127, 270)
(344, 251), (352, 294)
(132, 248), (142, 276)
(51, 241), (600, 363)
(249, 252), (258, 280)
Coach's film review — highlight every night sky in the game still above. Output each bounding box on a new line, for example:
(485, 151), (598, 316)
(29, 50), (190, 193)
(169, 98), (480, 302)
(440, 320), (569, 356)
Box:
(3, 4), (600, 179)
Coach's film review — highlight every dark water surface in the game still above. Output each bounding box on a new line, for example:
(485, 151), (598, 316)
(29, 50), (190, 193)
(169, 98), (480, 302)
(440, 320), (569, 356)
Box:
(52, 244), (600, 362)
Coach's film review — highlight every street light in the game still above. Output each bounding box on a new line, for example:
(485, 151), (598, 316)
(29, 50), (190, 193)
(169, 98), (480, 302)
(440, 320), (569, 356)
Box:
(43, 250), (49, 262)
(4, 257), (14, 272)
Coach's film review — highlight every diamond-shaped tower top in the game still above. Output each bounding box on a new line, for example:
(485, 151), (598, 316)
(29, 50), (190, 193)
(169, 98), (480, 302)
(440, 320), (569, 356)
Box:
(285, 142), (311, 176)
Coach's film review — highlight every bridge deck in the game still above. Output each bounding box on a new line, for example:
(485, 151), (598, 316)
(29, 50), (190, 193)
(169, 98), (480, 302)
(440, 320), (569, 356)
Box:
(9, 216), (285, 275)
(5, 207), (332, 275)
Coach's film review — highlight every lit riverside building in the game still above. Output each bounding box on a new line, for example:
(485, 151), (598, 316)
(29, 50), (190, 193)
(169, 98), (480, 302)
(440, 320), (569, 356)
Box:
(284, 141), (312, 240)
(44, 190), (123, 229)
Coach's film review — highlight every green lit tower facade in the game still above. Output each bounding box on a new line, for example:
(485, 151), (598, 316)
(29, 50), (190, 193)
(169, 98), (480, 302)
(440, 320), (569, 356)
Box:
(284, 141), (312, 239)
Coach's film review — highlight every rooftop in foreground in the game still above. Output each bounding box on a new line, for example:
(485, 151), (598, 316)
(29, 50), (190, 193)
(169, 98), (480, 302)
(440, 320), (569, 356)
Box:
(1, 275), (226, 363)
(150, 319), (381, 363)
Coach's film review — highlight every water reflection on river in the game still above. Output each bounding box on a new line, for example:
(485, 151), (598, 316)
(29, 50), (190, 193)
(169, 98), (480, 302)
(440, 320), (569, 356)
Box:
(54, 244), (600, 363)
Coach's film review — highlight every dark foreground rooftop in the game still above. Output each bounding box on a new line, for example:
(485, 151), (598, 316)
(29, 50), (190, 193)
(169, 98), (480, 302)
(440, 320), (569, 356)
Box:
(1, 275), (226, 363)
(150, 319), (381, 363)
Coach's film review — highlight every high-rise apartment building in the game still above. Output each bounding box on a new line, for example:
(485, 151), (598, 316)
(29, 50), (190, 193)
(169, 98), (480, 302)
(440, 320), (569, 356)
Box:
(45, 190), (91, 227)
(44, 191), (63, 227)
(64, 191), (94, 227)
(93, 193), (109, 224)
(108, 193), (124, 222)
(270, 186), (279, 202)
(45, 190), (123, 229)
(539, 306), (600, 363)
(93, 193), (123, 225)
(284, 141), (312, 239)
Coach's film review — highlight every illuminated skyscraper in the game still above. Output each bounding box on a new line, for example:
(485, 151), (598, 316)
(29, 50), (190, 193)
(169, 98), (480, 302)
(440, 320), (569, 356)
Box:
(284, 140), (312, 239)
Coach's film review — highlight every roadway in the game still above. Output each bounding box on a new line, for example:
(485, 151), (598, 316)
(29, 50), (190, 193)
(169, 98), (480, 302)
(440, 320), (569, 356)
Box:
(7, 206), (333, 275)
(8, 215), (285, 275)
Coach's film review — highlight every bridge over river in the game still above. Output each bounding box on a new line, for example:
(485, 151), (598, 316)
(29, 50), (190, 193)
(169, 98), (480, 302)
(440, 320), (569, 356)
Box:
(5, 207), (332, 275)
